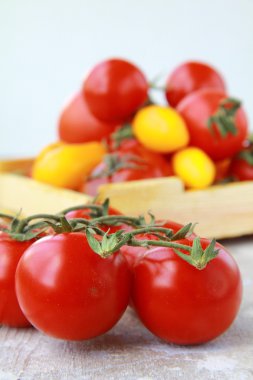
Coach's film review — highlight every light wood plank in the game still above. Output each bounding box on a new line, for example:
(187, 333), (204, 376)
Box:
(1, 171), (253, 239)
(98, 177), (253, 239)
(0, 174), (91, 215)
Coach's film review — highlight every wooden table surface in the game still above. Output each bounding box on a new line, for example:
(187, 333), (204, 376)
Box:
(0, 237), (252, 380)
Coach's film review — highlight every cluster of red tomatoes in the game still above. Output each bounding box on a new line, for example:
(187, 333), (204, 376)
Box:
(31, 57), (251, 193)
(0, 203), (242, 345)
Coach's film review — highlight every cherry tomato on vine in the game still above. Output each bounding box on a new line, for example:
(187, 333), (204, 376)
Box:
(83, 58), (148, 122)
(66, 206), (122, 220)
(177, 89), (248, 161)
(110, 137), (173, 178)
(230, 148), (253, 181)
(121, 220), (187, 271)
(16, 233), (131, 340)
(132, 238), (242, 345)
(58, 92), (118, 143)
(165, 61), (226, 107)
(132, 105), (189, 153)
(0, 234), (32, 327)
(82, 146), (171, 196)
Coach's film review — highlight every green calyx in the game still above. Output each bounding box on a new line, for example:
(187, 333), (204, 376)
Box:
(174, 237), (219, 270)
(59, 198), (111, 219)
(238, 149), (253, 166)
(89, 152), (147, 180)
(111, 124), (134, 149)
(2, 199), (116, 241)
(1, 200), (220, 269)
(85, 222), (219, 270)
(207, 97), (241, 138)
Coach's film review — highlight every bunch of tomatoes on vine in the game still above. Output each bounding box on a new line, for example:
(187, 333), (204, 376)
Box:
(0, 199), (242, 345)
(31, 58), (252, 192)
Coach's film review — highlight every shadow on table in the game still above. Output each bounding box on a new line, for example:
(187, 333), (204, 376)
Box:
(50, 304), (253, 358)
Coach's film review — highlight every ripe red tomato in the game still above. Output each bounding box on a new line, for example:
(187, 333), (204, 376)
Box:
(82, 140), (172, 196)
(177, 89), (248, 161)
(16, 233), (131, 340)
(83, 58), (148, 122)
(230, 149), (253, 181)
(58, 92), (117, 143)
(214, 159), (231, 183)
(66, 207), (122, 219)
(0, 234), (32, 327)
(81, 151), (170, 196)
(165, 61), (226, 107)
(132, 238), (242, 345)
(121, 220), (186, 271)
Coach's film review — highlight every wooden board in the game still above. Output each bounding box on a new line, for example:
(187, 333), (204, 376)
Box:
(98, 178), (253, 239)
(1, 157), (253, 239)
(0, 173), (91, 216)
(1, 172), (253, 239)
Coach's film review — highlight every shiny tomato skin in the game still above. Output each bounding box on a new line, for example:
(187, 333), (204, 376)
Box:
(82, 143), (172, 196)
(121, 220), (190, 271)
(66, 206), (122, 220)
(114, 138), (174, 175)
(16, 233), (131, 340)
(132, 238), (242, 345)
(58, 92), (117, 143)
(0, 235), (31, 327)
(83, 59), (148, 122)
(165, 61), (226, 107)
(214, 159), (231, 183)
(230, 157), (253, 181)
(177, 89), (248, 161)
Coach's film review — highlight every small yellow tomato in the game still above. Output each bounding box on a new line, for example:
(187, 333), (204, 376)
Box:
(132, 105), (189, 153)
(32, 141), (106, 190)
(172, 147), (216, 189)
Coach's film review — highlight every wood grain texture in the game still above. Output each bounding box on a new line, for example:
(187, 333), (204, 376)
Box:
(1, 169), (253, 239)
(0, 174), (91, 216)
(98, 177), (253, 239)
(0, 238), (252, 380)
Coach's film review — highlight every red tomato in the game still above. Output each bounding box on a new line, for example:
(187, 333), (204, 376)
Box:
(214, 159), (231, 183)
(178, 89), (248, 161)
(83, 58), (148, 122)
(230, 150), (253, 181)
(121, 220), (186, 271)
(0, 234), (32, 327)
(132, 238), (242, 345)
(66, 206), (124, 234)
(165, 61), (226, 107)
(66, 205), (122, 219)
(58, 92), (117, 143)
(15, 233), (131, 340)
(82, 142), (172, 196)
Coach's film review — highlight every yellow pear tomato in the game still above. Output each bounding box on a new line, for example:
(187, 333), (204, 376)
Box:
(172, 147), (216, 189)
(32, 141), (106, 190)
(132, 105), (189, 153)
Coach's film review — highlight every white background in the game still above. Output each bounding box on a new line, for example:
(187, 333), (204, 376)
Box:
(1, 0), (253, 157)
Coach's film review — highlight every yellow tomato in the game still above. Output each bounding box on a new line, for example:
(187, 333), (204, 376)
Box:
(172, 147), (216, 189)
(132, 105), (189, 153)
(32, 141), (106, 189)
